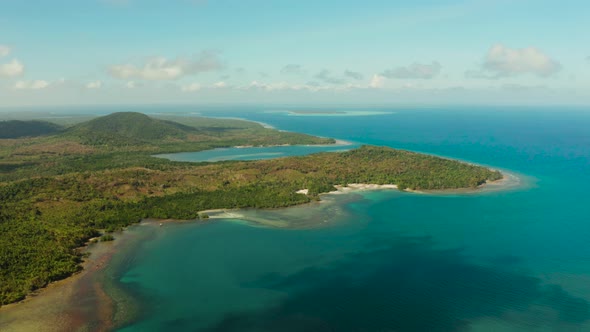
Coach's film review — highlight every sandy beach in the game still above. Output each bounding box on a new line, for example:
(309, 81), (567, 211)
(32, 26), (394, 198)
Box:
(200, 172), (523, 228)
(330, 183), (399, 193)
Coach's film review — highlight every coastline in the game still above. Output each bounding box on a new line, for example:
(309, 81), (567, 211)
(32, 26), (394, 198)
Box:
(307, 138), (354, 147)
(323, 171), (522, 196)
(231, 138), (353, 149)
(155, 138), (356, 162)
(0, 169), (523, 331)
(200, 171), (522, 228)
(411, 170), (525, 195)
(197, 184), (401, 226)
(0, 238), (119, 331)
(198, 116), (276, 129)
(329, 183), (399, 194)
(265, 110), (393, 117)
(0, 223), (156, 332)
(0, 123), (524, 331)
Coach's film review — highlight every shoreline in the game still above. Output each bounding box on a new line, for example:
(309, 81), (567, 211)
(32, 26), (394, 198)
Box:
(154, 138), (354, 160)
(198, 116), (276, 129)
(200, 171), (522, 228)
(0, 223), (154, 332)
(154, 138), (356, 162)
(265, 110), (393, 117)
(0, 169), (523, 331)
(323, 171), (521, 196)
(329, 183), (399, 194)
(0, 237), (120, 331)
(308, 138), (354, 147)
(231, 138), (353, 149)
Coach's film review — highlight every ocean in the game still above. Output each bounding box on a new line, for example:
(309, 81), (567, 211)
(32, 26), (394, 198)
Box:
(24, 106), (590, 331)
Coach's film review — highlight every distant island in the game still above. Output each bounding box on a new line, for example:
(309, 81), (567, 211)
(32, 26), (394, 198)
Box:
(274, 110), (392, 117)
(289, 110), (346, 115)
(0, 112), (502, 305)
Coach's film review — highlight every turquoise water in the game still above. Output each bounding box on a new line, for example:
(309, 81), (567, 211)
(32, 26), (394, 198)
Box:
(154, 143), (358, 162)
(114, 107), (590, 331)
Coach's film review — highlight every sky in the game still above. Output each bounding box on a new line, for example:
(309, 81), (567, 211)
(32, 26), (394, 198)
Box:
(0, 0), (589, 107)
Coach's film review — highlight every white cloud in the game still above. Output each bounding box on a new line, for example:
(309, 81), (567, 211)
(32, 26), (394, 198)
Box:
(86, 81), (102, 89)
(381, 62), (442, 79)
(14, 80), (50, 90)
(244, 81), (275, 91)
(0, 59), (24, 78)
(0, 45), (11, 57)
(280, 64), (305, 75)
(243, 81), (332, 92)
(184, 80), (335, 93)
(464, 70), (495, 79)
(109, 51), (223, 81)
(475, 44), (561, 78)
(181, 82), (201, 92)
(246, 81), (290, 91)
(314, 70), (346, 84)
(369, 74), (385, 89)
(241, 79), (430, 93)
(344, 70), (364, 80)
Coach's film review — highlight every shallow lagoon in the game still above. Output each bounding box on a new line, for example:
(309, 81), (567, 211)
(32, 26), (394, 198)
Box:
(116, 187), (590, 331)
(154, 142), (357, 162)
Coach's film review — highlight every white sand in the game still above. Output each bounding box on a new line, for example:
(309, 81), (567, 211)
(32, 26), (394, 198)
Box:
(334, 139), (354, 146)
(328, 183), (398, 194)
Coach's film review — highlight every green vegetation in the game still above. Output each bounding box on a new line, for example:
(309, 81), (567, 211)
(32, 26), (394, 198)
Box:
(100, 234), (114, 242)
(65, 112), (196, 144)
(0, 112), (334, 182)
(0, 120), (63, 138)
(0, 112), (502, 305)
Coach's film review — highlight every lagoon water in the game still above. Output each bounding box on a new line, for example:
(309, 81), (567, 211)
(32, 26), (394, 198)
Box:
(154, 143), (358, 162)
(111, 107), (590, 331)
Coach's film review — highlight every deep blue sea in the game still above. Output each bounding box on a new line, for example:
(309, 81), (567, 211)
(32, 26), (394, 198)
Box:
(107, 106), (590, 331)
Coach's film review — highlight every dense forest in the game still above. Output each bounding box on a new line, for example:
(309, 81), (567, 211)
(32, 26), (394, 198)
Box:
(0, 120), (63, 138)
(0, 112), (334, 182)
(0, 113), (502, 305)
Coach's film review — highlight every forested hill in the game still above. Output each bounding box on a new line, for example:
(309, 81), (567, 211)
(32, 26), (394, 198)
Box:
(0, 112), (335, 181)
(64, 112), (337, 148)
(65, 112), (198, 145)
(0, 120), (63, 138)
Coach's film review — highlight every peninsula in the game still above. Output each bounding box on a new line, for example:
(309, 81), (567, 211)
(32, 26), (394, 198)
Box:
(0, 112), (502, 305)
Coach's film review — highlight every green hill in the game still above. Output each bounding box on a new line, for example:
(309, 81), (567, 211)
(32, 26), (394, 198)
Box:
(61, 112), (335, 149)
(0, 120), (63, 139)
(65, 112), (199, 145)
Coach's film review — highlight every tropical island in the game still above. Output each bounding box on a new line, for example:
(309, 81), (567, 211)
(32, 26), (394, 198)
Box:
(0, 112), (502, 306)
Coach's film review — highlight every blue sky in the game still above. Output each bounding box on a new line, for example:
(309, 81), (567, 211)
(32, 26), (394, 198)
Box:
(0, 0), (589, 107)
